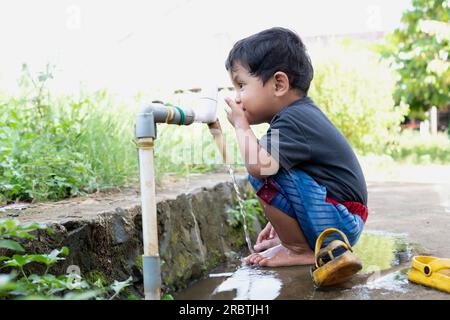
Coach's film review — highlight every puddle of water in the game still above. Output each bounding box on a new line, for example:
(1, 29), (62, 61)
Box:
(174, 231), (416, 300)
(358, 269), (410, 293)
(353, 231), (413, 273)
(212, 266), (282, 300)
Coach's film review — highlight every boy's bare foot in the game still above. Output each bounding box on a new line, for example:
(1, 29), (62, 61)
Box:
(253, 236), (281, 252)
(244, 244), (315, 267)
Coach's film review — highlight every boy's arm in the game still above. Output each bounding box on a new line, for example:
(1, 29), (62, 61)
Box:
(224, 97), (279, 179)
(234, 123), (279, 179)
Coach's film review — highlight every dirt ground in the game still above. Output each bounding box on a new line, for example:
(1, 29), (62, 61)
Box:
(364, 164), (450, 259)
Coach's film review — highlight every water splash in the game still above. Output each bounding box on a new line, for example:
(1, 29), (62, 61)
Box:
(212, 266), (282, 300)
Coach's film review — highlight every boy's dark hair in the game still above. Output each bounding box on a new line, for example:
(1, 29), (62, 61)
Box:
(225, 27), (314, 95)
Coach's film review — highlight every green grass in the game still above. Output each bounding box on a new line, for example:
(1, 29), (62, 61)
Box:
(0, 66), (255, 204)
(0, 65), (139, 204)
(1, 64), (448, 205)
(0, 89), (139, 204)
(390, 129), (450, 164)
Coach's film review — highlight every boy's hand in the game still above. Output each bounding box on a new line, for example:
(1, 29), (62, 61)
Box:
(254, 222), (280, 252)
(224, 97), (249, 129)
(256, 222), (277, 243)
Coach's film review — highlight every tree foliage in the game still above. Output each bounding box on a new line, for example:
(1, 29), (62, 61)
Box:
(379, 0), (449, 116)
(309, 44), (408, 155)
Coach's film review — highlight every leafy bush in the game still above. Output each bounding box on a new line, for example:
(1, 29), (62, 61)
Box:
(0, 66), (245, 204)
(309, 43), (409, 154)
(0, 218), (132, 300)
(391, 129), (450, 164)
(0, 64), (138, 204)
(377, 0), (449, 116)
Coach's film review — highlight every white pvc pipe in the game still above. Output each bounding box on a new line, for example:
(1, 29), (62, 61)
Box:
(193, 85), (218, 124)
(138, 138), (160, 300)
(135, 85), (218, 300)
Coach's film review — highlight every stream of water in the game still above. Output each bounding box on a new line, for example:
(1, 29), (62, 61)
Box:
(208, 119), (254, 255)
(226, 164), (254, 255)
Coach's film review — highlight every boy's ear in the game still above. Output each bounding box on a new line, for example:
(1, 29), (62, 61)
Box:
(273, 71), (290, 96)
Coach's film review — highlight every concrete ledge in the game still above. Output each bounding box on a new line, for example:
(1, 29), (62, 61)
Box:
(1, 172), (254, 294)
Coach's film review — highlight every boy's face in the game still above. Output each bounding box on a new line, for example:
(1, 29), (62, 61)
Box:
(228, 62), (276, 124)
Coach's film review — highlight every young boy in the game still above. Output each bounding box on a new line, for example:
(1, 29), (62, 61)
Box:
(224, 27), (368, 268)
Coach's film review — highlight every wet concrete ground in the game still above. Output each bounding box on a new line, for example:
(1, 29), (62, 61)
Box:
(175, 180), (450, 300)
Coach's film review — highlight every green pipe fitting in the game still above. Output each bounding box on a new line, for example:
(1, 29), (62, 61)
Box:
(135, 102), (197, 139)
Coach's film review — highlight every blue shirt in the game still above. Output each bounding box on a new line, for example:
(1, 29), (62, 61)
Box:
(258, 96), (368, 205)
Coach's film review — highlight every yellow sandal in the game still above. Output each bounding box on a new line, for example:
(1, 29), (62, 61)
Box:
(408, 256), (450, 293)
(311, 228), (362, 287)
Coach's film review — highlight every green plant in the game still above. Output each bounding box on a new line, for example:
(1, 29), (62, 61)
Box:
(162, 293), (174, 300)
(226, 196), (266, 236)
(391, 129), (450, 164)
(0, 64), (139, 204)
(1, 65), (246, 204)
(0, 218), (132, 300)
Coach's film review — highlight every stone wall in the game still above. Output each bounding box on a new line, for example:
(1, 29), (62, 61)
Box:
(2, 173), (256, 295)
